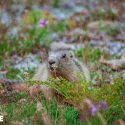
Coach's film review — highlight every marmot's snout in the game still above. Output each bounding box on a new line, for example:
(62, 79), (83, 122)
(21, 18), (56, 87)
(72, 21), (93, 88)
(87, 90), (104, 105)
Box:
(49, 60), (56, 65)
(48, 59), (58, 71)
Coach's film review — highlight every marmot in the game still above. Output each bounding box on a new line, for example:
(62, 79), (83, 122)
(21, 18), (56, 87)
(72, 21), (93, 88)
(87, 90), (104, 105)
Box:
(1, 43), (91, 100)
(30, 42), (90, 99)
(33, 46), (90, 82)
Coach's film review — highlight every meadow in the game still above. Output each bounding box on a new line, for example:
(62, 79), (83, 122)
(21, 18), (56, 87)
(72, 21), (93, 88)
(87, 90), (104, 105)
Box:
(0, 0), (125, 125)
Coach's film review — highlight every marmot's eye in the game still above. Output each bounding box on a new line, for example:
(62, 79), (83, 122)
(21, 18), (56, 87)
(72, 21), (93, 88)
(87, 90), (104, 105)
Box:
(61, 54), (66, 58)
(70, 55), (73, 58)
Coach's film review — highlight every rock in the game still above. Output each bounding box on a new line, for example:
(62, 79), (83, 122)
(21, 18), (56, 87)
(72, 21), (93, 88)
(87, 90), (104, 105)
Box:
(99, 56), (125, 70)
(87, 21), (116, 31)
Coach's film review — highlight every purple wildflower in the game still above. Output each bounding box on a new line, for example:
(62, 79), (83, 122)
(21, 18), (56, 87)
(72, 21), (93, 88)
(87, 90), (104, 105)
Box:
(90, 105), (99, 116)
(100, 101), (108, 111)
(39, 19), (48, 27)
(84, 99), (99, 116)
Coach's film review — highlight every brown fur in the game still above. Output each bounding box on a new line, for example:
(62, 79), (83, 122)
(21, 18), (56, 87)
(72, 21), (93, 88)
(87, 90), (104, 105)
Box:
(30, 43), (90, 100)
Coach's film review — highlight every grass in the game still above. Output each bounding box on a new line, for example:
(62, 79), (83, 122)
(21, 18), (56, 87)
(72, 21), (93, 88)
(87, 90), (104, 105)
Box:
(97, 21), (121, 35)
(75, 46), (102, 63)
(1, 44), (124, 125)
(0, 10), (68, 59)
(1, 39), (125, 125)
(52, 0), (60, 8)
(1, 77), (124, 125)
(90, 8), (118, 20)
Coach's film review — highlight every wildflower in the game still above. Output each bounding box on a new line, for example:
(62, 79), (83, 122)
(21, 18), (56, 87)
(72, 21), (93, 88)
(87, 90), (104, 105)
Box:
(100, 101), (108, 111)
(84, 99), (99, 116)
(39, 19), (48, 27)
(90, 105), (99, 116)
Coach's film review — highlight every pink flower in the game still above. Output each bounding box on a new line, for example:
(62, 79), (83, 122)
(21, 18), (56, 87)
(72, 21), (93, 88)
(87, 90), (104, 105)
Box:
(39, 19), (48, 27)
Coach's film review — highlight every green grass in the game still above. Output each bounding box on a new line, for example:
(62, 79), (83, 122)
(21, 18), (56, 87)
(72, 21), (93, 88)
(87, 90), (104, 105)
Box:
(105, 100), (125, 124)
(97, 21), (121, 35)
(1, 44), (124, 125)
(1, 77), (124, 124)
(52, 0), (60, 8)
(75, 46), (102, 63)
(90, 8), (118, 20)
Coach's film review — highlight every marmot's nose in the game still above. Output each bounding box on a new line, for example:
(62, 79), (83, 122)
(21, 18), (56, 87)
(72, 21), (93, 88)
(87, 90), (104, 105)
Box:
(49, 60), (55, 65)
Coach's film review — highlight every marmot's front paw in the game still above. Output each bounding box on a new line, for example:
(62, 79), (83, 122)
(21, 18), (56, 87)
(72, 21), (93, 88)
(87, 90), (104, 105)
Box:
(29, 85), (41, 99)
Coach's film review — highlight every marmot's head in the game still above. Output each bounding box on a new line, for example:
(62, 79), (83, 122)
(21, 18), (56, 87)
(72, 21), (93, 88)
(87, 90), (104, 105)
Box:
(47, 42), (90, 82)
(48, 50), (75, 72)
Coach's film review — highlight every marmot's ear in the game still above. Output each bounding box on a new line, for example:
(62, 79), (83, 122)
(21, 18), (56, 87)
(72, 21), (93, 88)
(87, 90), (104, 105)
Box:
(50, 42), (74, 51)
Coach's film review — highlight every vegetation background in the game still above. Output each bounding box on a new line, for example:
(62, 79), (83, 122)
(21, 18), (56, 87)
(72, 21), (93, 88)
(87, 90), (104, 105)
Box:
(0, 0), (125, 125)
